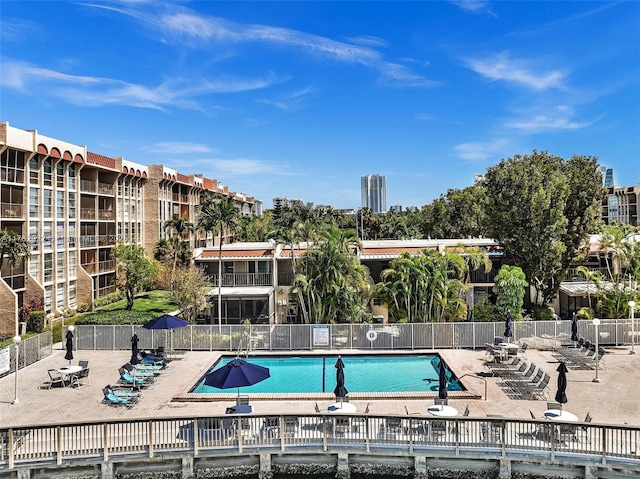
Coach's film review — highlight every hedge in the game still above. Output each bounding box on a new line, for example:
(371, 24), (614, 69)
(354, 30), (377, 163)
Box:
(74, 310), (160, 326)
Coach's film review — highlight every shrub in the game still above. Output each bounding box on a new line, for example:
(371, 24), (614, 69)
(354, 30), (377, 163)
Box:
(77, 303), (92, 313)
(29, 310), (46, 333)
(531, 305), (555, 321)
(74, 310), (159, 325)
(472, 299), (497, 322)
(62, 308), (76, 318)
(93, 290), (125, 308)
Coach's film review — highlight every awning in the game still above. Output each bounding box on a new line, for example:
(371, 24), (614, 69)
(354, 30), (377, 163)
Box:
(207, 286), (274, 297)
(559, 282), (599, 297)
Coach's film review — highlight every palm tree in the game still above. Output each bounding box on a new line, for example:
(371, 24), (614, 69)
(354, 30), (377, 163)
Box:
(576, 265), (602, 310)
(196, 195), (240, 331)
(163, 217), (194, 288)
(0, 229), (31, 282)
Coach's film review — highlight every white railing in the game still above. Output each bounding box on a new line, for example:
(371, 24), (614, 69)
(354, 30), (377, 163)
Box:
(73, 319), (631, 352)
(0, 332), (53, 380)
(1, 414), (638, 470)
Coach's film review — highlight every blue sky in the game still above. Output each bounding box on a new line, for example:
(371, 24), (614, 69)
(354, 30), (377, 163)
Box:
(2, 1), (639, 209)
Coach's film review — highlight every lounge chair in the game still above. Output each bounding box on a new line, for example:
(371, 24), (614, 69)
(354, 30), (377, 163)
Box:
(118, 367), (151, 388)
(123, 363), (157, 377)
(102, 390), (137, 408)
(104, 385), (140, 398)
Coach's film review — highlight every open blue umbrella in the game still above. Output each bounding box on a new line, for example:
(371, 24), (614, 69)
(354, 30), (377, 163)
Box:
(438, 359), (448, 401)
(143, 314), (189, 330)
(143, 314), (189, 354)
(333, 356), (348, 405)
(204, 358), (270, 396)
(504, 311), (513, 339)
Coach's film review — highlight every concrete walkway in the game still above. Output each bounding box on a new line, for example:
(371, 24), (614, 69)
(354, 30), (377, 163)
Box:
(1, 344), (638, 429)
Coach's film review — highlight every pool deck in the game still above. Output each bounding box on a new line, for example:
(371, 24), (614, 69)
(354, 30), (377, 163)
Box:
(1, 344), (639, 429)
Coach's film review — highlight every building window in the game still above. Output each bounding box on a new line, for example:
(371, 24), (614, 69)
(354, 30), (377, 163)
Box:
(224, 262), (234, 274)
(43, 189), (52, 218)
(29, 188), (39, 217)
(44, 253), (53, 283)
(44, 286), (52, 314)
(43, 222), (52, 251)
(56, 191), (65, 218)
(56, 252), (64, 281)
(56, 162), (65, 188)
(29, 221), (39, 251)
(57, 222), (65, 249)
(29, 255), (40, 281)
(56, 283), (65, 310)
(68, 251), (76, 278)
(68, 221), (76, 248)
(68, 192), (76, 218)
(43, 159), (52, 186)
(67, 164), (76, 190)
(29, 158), (39, 184)
(69, 280), (77, 308)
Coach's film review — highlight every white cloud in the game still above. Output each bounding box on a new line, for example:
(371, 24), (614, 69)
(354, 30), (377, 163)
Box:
(140, 142), (216, 155)
(465, 52), (566, 91)
(0, 58), (280, 110)
(504, 105), (594, 132)
(454, 138), (511, 161)
(98, 3), (438, 88)
(210, 158), (280, 176)
(451, 0), (496, 16)
(415, 112), (435, 121)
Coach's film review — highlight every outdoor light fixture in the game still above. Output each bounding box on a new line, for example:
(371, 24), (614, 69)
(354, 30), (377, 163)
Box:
(13, 335), (22, 405)
(592, 318), (601, 383)
(630, 300), (637, 355)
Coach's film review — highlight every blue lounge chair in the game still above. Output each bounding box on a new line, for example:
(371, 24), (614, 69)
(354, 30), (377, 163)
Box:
(141, 354), (165, 366)
(102, 390), (137, 408)
(118, 368), (151, 388)
(123, 363), (157, 377)
(104, 385), (140, 398)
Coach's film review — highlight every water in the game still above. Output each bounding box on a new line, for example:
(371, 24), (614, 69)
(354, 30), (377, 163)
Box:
(190, 354), (463, 394)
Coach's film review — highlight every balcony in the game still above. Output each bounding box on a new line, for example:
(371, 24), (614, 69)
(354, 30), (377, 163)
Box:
(172, 193), (189, 203)
(99, 260), (115, 272)
(1, 202), (23, 219)
(566, 267), (612, 281)
(98, 209), (114, 220)
(80, 236), (97, 248)
(80, 208), (96, 220)
(469, 270), (496, 284)
(98, 182), (114, 195)
(97, 285), (116, 297)
(81, 263), (97, 274)
(80, 180), (96, 193)
(209, 272), (272, 287)
(278, 272), (293, 286)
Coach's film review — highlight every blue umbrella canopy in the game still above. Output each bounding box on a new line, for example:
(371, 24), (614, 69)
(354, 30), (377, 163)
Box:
(143, 314), (189, 330)
(204, 358), (270, 394)
(438, 360), (448, 400)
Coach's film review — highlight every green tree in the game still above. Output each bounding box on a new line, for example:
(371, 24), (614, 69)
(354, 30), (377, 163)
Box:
(170, 266), (211, 323)
(493, 265), (528, 320)
(196, 195), (240, 330)
(484, 150), (602, 305)
(164, 217), (194, 288)
(0, 229), (31, 275)
(114, 243), (157, 310)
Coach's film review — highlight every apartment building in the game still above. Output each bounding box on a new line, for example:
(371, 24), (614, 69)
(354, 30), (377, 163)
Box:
(0, 122), (261, 336)
(601, 184), (639, 226)
(193, 238), (505, 326)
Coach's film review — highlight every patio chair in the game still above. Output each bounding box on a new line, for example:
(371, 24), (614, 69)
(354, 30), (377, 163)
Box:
(429, 419), (447, 440)
(236, 395), (250, 406)
(494, 336), (504, 346)
(47, 369), (65, 389)
(283, 416), (299, 438)
(261, 417), (280, 439)
(547, 401), (562, 411)
(558, 423), (578, 443)
(434, 398), (448, 406)
(102, 390), (137, 408)
(577, 412), (592, 444)
(517, 343), (528, 358)
(314, 402), (321, 413)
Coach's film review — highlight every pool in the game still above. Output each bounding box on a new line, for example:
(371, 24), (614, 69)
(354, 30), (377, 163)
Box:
(189, 354), (464, 395)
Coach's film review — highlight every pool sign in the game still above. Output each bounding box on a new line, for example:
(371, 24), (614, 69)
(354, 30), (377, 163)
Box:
(0, 348), (9, 375)
(313, 325), (330, 347)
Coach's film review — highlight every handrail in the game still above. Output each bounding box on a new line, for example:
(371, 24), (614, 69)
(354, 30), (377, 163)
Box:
(1, 413), (639, 469)
(457, 373), (487, 401)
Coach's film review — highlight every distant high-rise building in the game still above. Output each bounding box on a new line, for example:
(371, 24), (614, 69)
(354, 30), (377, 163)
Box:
(361, 174), (387, 213)
(602, 183), (639, 226)
(600, 166), (614, 188)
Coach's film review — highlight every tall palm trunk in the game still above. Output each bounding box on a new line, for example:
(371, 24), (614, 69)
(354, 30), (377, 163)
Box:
(217, 230), (223, 333)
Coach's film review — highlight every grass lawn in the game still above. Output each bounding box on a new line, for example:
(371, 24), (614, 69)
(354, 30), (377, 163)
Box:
(99, 290), (178, 313)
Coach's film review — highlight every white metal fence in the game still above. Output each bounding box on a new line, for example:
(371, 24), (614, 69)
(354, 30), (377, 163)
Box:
(72, 319), (631, 352)
(0, 332), (53, 380)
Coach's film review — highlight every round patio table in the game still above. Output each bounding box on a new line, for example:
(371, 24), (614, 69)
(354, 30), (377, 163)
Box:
(327, 402), (357, 413)
(427, 405), (458, 417)
(544, 409), (578, 422)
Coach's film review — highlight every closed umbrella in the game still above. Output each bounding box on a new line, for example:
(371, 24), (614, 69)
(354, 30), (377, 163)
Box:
(504, 310), (513, 340)
(438, 359), (448, 401)
(554, 361), (568, 407)
(204, 357), (270, 396)
(333, 356), (348, 406)
(130, 333), (140, 365)
(571, 312), (579, 343)
(64, 329), (74, 365)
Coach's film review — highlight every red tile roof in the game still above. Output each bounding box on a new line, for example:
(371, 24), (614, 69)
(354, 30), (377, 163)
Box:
(200, 249), (273, 258)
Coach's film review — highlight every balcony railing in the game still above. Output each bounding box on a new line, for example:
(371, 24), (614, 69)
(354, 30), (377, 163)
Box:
(98, 209), (114, 220)
(79, 236), (97, 248)
(80, 208), (96, 220)
(97, 182), (114, 195)
(278, 272), (293, 286)
(98, 260), (115, 272)
(1, 414), (638, 471)
(80, 180), (96, 193)
(97, 285), (116, 297)
(208, 272), (272, 287)
(1, 203), (23, 219)
(566, 267), (612, 281)
(81, 263), (97, 274)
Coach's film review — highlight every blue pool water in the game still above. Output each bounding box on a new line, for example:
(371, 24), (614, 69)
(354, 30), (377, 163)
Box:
(190, 354), (464, 394)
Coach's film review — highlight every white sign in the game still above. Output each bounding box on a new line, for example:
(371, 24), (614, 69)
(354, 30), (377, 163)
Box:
(0, 348), (10, 375)
(313, 325), (330, 347)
